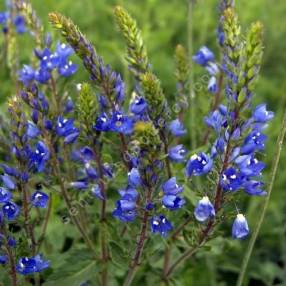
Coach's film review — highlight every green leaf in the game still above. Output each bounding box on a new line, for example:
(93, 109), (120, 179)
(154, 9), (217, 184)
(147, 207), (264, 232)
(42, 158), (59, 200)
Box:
(44, 249), (98, 286)
(109, 241), (129, 267)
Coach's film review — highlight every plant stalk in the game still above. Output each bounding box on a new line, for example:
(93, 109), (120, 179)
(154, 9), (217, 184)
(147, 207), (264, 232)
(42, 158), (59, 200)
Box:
(236, 111), (286, 286)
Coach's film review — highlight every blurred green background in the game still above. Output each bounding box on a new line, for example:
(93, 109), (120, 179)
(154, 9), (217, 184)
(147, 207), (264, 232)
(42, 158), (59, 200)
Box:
(1, 0), (286, 285)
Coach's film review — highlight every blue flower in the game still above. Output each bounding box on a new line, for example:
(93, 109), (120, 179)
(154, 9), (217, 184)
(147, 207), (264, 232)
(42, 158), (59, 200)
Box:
(1, 174), (15, 190)
(37, 48), (59, 71)
(84, 162), (97, 179)
(109, 111), (133, 135)
(168, 145), (186, 162)
(27, 121), (40, 138)
(113, 187), (138, 222)
(162, 195), (185, 210)
(130, 96), (147, 115)
(205, 62), (219, 76)
(56, 116), (79, 144)
(103, 163), (113, 179)
(194, 196), (215, 222)
(8, 236), (16, 248)
(162, 177), (183, 195)
(29, 141), (50, 172)
(150, 215), (173, 237)
(232, 214), (249, 239)
(252, 104), (274, 123)
(193, 46), (215, 66)
(91, 184), (105, 200)
(211, 137), (225, 158)
(112, 207), (137, 222)
(35, 68), (51, 84)
(220, 168), (243, 191)
(119, 188), (138, 201)
(79, 146), (94, 161)
(31, 191), (49, 208)
(13, 15), (26, 34)
(16, 254), (49, 275)
(55, 42), (74, 59)
(128, 168), (141, 187)
(186, 153), (213, 177)
(58, 60), (77, 77)
(0, 12), (8, 25)
(2, 201), (20, 220)
(208, 76), (218, 94)
(114, 74), (125, 103)
(70, 180), (89, 190)
(18, 65), (35, 86)
(116, 198), (136, 212)
(94, 113), (110, 132)
(1, 164), (18, 177)
(243, 180), (266, 196)
(169, 119), (187, 137)
(235, 155), (265, 177)
(64, 97), (74, 113)
(0, 255), (8, 265)
(241, 131), (267, 155)
(205, 109), (227, 133)
(0, 187), (12, 203)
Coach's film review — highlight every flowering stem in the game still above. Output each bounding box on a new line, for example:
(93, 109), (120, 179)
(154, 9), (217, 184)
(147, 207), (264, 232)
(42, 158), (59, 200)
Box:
(202, 71), (224, 145)
(37, 194), (53, 252)
(236, 111), (286, 286)
(7, 248), (18, 286)
(165, 99), (243, 279)
(94, 142), (109, 286)
(160, 131), (173, 275)
(123, 210), (149, 286)
(48, 143), (97, 258)
(20, 180), (37, 256)
(123, 177), (152, 286)
(2, 226), (18, 286)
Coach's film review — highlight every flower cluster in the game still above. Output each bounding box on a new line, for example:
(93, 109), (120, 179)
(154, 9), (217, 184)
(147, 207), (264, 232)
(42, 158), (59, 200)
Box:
(0, 8), (26, 34)
(193, 46), (219, 93)
(190, 8), (273, 240)
(16, 254), (49, 275)
(19, 42), (77, 86)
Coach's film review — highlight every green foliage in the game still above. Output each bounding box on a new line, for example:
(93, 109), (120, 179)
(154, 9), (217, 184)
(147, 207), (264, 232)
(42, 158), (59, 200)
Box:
(44, 249), (98, 286)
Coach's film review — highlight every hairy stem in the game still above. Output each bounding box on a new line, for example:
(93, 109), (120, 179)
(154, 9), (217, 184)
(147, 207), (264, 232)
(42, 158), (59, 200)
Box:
(236, 111), (286, 286)
(123, 178), (152, 286)
(2, 226), (18, 286)
(47, 138), (97, 258)
(94, 141), (109, 286)
(37, 194), (53, 252)
(20, 175), (37, 255)
(123, 210), (149, 286)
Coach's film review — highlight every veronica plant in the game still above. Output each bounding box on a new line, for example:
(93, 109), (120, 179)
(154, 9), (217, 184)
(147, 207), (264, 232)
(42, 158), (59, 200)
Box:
(0, 1), (278, 286)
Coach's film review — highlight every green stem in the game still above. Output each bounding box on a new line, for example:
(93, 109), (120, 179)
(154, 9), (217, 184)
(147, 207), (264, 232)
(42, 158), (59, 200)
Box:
(188, 0), (196, 149)
(37, 194), (53, 252)
(236, 111), (286, 286)
(94, 142), (109, 286)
